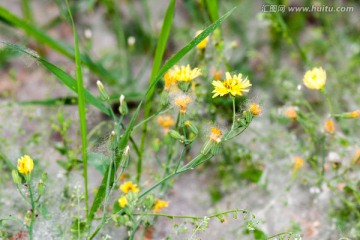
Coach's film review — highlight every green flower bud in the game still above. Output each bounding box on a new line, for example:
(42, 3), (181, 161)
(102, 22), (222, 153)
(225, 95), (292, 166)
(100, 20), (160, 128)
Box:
(169, 130), (182, 140)
(119, 95), (129, 115)
(97, 80), (110, 101)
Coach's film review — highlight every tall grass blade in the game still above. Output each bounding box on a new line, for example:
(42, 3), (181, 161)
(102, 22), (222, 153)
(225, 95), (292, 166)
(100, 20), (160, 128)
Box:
(137, 0), (176, 183)
(205, 0), (219, 22)
(64, 0), (89, 220)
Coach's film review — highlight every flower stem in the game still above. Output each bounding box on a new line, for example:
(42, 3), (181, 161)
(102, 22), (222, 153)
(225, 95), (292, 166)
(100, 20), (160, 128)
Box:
(321, 88), (333, 116)
(27, 177), (35, 240)
(231, 97), (236, 130)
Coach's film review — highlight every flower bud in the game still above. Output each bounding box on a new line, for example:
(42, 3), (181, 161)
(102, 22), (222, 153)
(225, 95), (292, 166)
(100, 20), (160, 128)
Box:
(120, 145), (130, 167)
(97, 80), (110, 101)
(38, 180), (45, 195)
(185, 121), (198, 135)
(119, 95), (128, 115)
(169, 130), (182, 140)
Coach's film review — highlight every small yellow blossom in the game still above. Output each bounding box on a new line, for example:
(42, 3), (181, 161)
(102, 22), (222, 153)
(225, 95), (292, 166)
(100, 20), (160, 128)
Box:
(303, 67), (326, 90)
(17, 155), (34, 175)
(153, 199), (169, 213)
(209, 127), (222, 143)
(249, 103), (262, 116)
(120, 181), (140, 194)
(293, 156), (304, 171)
(324, 119), (335, 134)
(118, 196), (128, 208)
(174, 95), (192, 114)
(212, 72), (252, 98)
(195, 30), (209, 49)
(350, 110), (360, 118)
(158, 115), (175, 132)
(284, 106), (298, 119)
(172, 65), (202, 82)
(164, 70), (177, 90)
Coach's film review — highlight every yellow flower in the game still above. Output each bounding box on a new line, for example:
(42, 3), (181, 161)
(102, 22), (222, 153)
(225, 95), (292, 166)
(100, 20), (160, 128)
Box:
(284, 106), (298, 119)
(172, 65), (202, 82)
(17, 155), (34, 175)
(119, 181), (140, 194)
(118, 196), (128, 208)
(158, 115), (175, 132)
(303, 67), (326, 90)
(293, 156), (304, 171)
(153, 199), (169, 213)
(174, 95), (192, 114)
(195, 30), (209, 49)
(249, 103), (262, 116)
(164, 69), (177, 90)
(350, 110), (360, 118)
(212, 72), (252, 98)
(209, 127), (222, 143)
(324, 119), (335, 134)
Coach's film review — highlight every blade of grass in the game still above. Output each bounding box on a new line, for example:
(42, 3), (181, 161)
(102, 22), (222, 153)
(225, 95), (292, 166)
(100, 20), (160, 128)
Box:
(137, 0), (176, 184)
(0, 5), (116, 83)
(0, 41), (111, 115)
(205, 0), (219, 22)
(18, 97), (78, 106)
(88, 6), (237, 232)
(20, 0), (34, 23)
(64, 0), (89, 220)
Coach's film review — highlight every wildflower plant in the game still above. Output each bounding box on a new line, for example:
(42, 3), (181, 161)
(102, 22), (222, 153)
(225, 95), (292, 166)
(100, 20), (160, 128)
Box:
(8, 155), (47, 239)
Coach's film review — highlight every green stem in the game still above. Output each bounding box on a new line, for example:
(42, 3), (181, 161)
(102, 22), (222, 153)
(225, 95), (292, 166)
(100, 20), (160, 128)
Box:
(266, 232), (294, 240)
(21, 0), (34, 23)
(65, 0), (89, 220)
(27, 177), (35, 240)
(133, 107), (172, 130)
(133, 209), (248, 220)
(321, 88), (334, 116)
(231, 97), (236, 130)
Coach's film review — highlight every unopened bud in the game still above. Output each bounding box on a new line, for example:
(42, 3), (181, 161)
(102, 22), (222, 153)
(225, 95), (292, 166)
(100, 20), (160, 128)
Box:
(243, 111), (252, 124)
(169, 130), (182, 140)
(127, 36), (136, 47)
(84, 29), (92, 39)
(184, 121), (198, 135)
(97, 80), (110, 101)
(38, 180), (45, 195)
(120, 145), (130, 167)
(119, 95), (128, 115)
(160, 91), (169, 106)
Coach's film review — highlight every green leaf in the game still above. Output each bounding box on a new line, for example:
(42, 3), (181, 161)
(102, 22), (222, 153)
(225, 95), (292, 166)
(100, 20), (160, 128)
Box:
(64, 0), (90, 220)
(87, 152), (110, 175)
(138, 0), (176, 182)
(205, 0), (219, 22)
